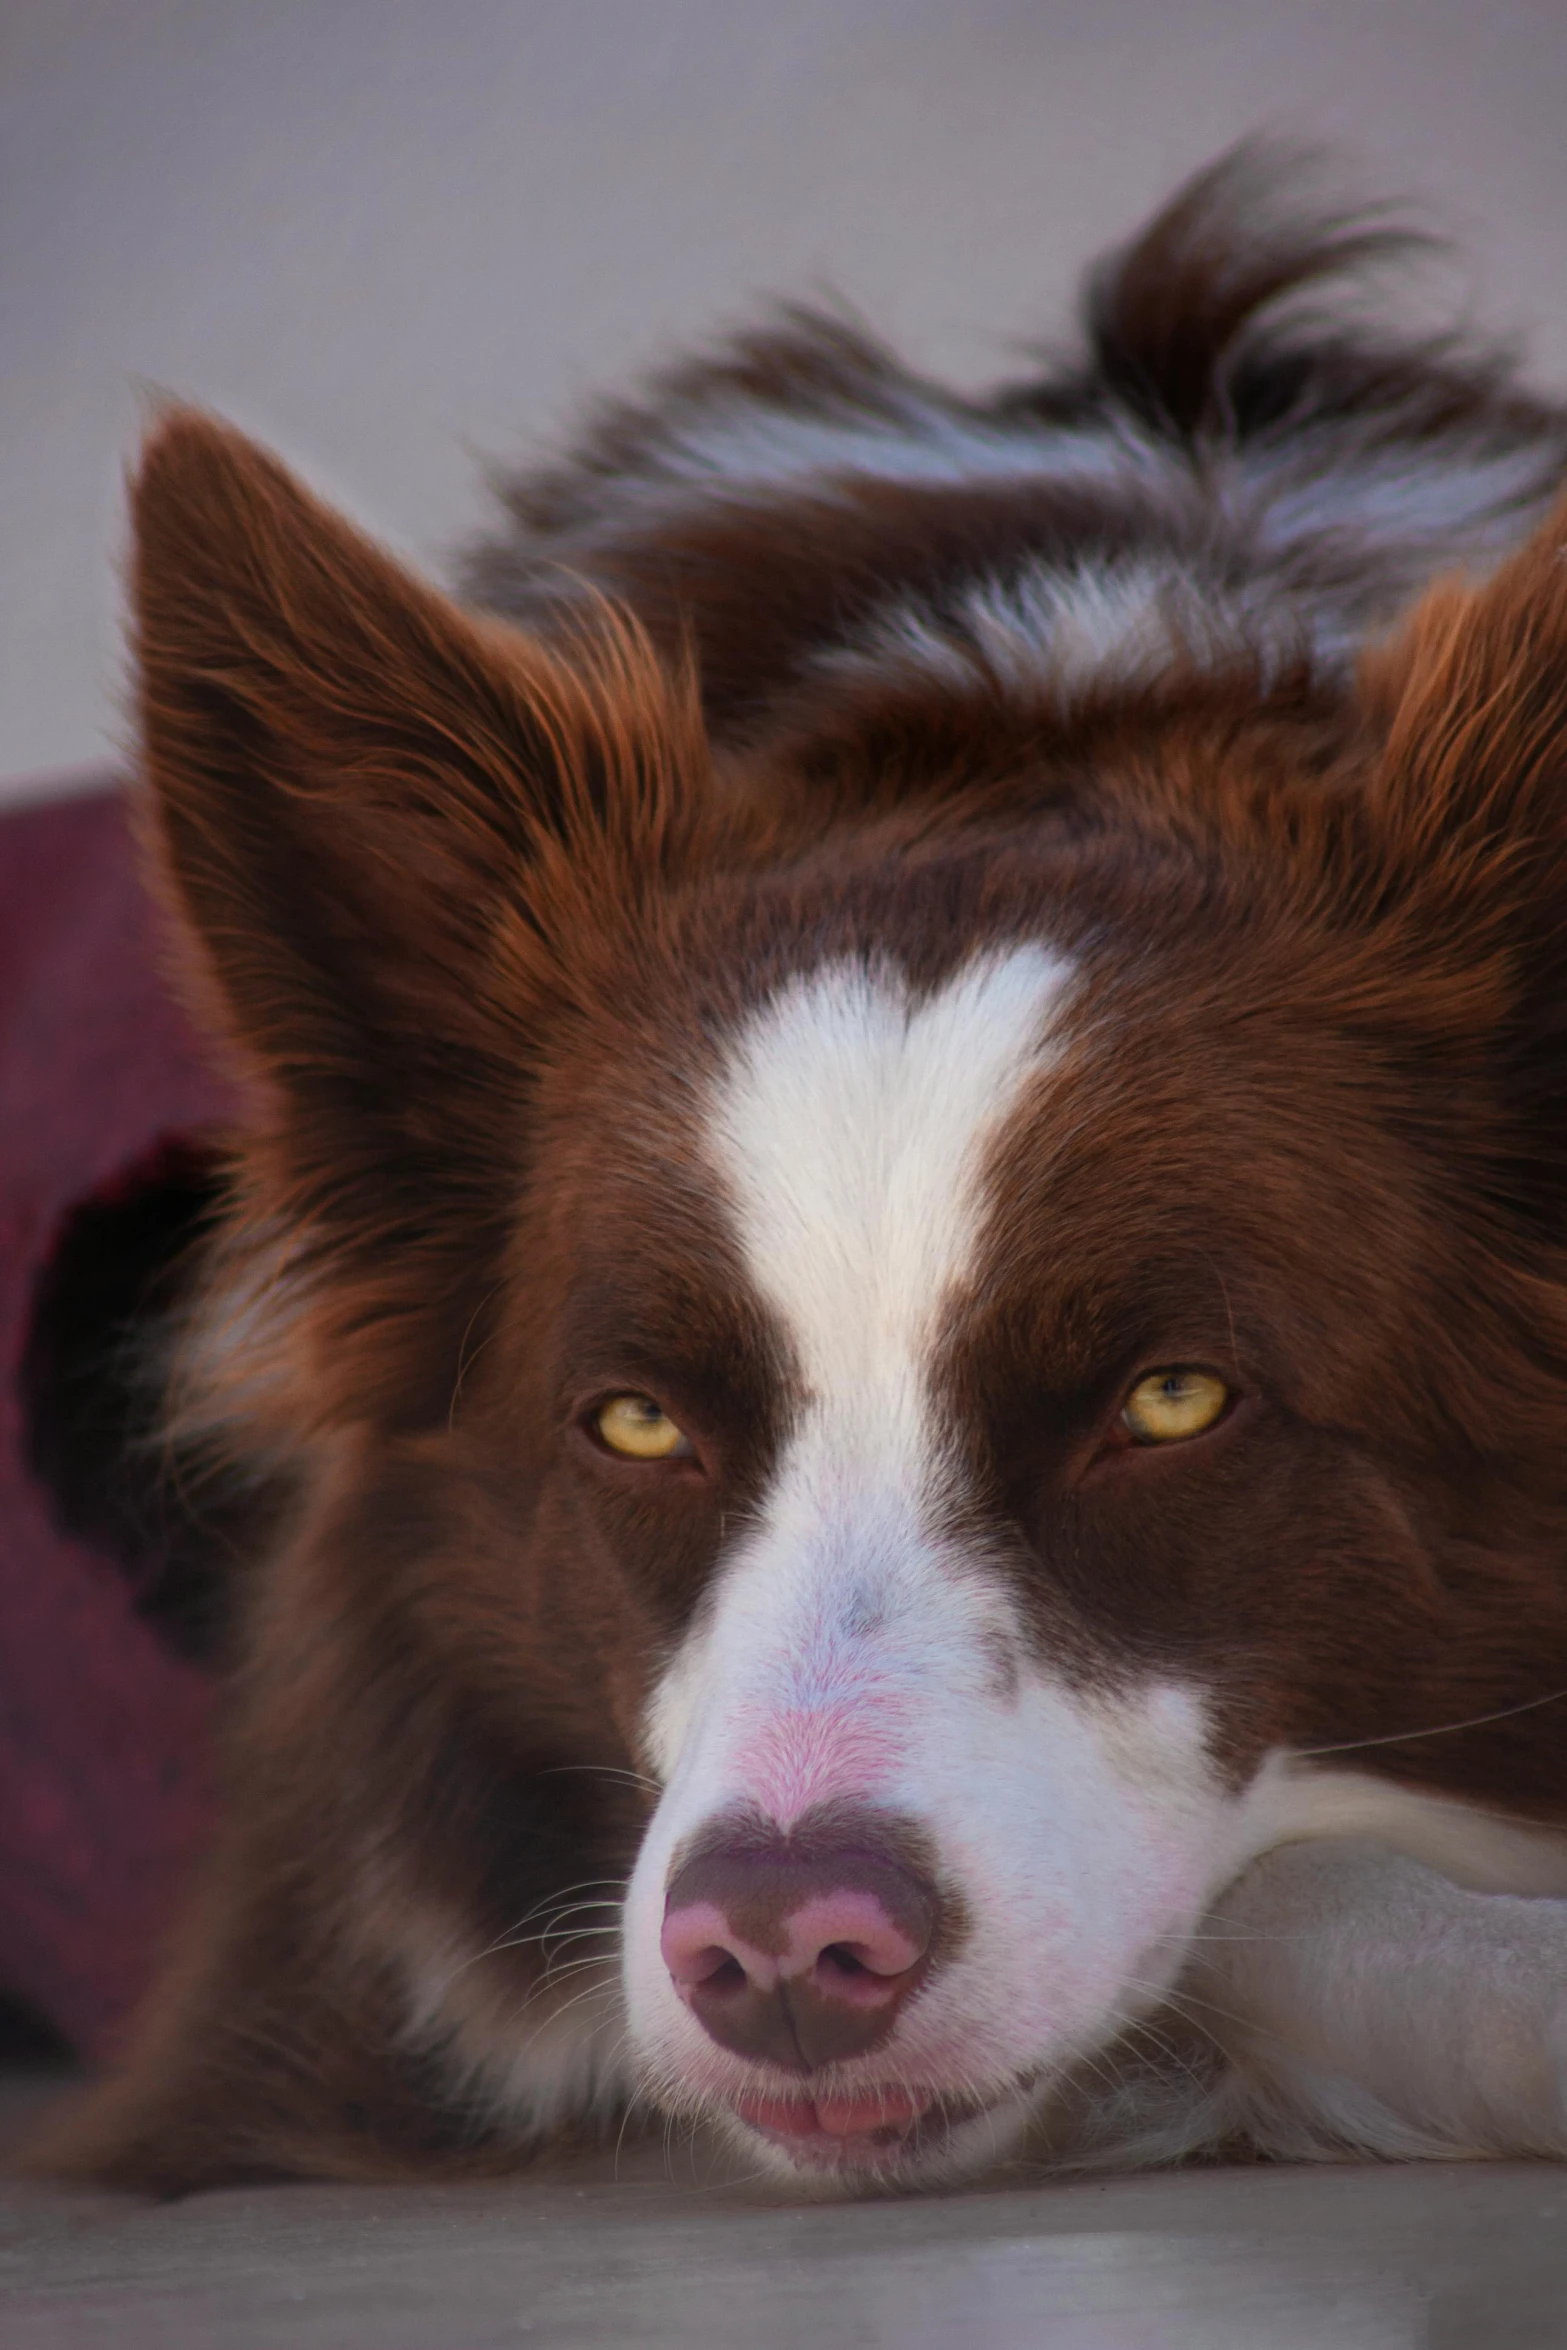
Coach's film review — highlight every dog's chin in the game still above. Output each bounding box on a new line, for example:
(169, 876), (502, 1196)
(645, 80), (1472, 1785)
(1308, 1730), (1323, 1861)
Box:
(707, 2079), (1039, 2193)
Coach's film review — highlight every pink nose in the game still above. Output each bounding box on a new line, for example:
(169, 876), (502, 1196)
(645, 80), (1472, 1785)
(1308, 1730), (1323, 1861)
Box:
(661, 1811), (942, 2072)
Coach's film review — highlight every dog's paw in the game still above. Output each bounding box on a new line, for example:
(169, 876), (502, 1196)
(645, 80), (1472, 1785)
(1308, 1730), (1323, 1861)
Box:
(1185, 1838), (1567, 2161)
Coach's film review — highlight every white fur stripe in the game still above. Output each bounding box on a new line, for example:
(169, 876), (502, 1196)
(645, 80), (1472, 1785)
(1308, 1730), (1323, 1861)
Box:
(709, 948), (1071, 1443)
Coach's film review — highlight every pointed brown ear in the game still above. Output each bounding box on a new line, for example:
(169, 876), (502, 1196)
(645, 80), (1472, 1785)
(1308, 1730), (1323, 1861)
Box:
(136, 411), (703, 1123)
(133, 412), (706, 1425)
(1369, 488), (1567, 877)
(1364, 490), (1567, 1229)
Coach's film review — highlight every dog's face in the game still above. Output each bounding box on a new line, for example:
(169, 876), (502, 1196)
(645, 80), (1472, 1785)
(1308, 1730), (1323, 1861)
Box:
(474, 855), (1512, 2184)
(130, 417), (1567, 2189)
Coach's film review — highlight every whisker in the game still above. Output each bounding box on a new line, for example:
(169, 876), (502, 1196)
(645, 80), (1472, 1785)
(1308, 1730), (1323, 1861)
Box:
(506, 1876), (630, 1923)
(1131, 1974), (1288, 2056)
(505, 1970), (620, 2039)
(533, 1955), (622, 1995)
(433, 1894), (624, 1997)
(447, 1284), (504, 1429)
(1123, 2014), (1216, 2096)
(613, 2074), (651, 2181)
(1151, 1926), (1300, 1947)
(541, 1763), (663, 1795)
(489, 1920), (623, 1950)
(489, 1911), (624, 1951)
(1294, 1682), (1567, 1758)
(493, 1904), (624, 1935)
(1121, 1981), (1229, 2060)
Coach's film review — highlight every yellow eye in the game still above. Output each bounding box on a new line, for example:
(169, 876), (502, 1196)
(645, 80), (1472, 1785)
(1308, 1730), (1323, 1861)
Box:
(1121, 1369), (1230, 1445)
(594, 1394), (691, 1461)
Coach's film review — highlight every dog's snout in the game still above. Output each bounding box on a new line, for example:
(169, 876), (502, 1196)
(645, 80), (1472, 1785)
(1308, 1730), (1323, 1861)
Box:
(661, 1815), (941, 2072)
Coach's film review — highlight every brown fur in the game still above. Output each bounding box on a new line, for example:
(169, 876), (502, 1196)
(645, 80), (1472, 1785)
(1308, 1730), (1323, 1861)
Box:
(24, 159), (1567, 2191)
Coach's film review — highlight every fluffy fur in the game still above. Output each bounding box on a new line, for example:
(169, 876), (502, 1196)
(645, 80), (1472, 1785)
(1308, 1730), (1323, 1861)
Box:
(26, 147), (1567, 2194)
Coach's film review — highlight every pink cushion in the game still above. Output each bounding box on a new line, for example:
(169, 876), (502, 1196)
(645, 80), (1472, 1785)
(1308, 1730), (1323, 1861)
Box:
(0, 791), (231, 2055)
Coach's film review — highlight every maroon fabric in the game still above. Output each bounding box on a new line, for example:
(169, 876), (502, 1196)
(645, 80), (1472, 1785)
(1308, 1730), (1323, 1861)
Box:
(0, 789), (234, 2055)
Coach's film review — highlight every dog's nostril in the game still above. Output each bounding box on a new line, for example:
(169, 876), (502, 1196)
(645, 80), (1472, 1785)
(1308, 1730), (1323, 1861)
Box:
(819, 1942), (871, 1980)
(665, 1932), (751, 1993)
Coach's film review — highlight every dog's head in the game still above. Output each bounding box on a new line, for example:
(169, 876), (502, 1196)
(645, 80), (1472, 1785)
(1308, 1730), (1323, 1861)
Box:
(132, 416), (1567, 2186)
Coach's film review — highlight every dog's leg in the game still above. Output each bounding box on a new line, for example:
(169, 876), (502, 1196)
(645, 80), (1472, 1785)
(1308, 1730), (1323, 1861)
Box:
(1185, 1838), (1567, 2159)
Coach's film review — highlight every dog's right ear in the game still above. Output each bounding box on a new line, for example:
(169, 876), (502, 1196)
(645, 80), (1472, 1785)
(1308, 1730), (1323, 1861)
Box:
(133, 411), (705, 1182)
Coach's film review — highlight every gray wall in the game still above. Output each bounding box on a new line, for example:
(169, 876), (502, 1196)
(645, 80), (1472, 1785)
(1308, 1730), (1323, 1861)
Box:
(6, 0), (1567, 802)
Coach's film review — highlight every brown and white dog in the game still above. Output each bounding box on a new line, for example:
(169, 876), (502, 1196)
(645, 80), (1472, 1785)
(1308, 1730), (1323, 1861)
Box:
(34, 150), (1567, 2193)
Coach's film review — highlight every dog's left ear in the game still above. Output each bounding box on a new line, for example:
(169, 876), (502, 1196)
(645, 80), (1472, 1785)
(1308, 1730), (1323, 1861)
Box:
(1367, 490), (1567, 886)
(1364, 489), (1567, 1217)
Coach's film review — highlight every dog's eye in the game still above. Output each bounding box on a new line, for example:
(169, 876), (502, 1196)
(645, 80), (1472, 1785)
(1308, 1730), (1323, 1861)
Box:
(1121, 1369), (1229, 1444)
(594, 1394), (692, 1461)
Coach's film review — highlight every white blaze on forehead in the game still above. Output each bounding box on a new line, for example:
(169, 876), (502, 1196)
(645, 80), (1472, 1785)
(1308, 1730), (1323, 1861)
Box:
(640, 946), (1072, 1805)
(710, 947), (1073, 1445)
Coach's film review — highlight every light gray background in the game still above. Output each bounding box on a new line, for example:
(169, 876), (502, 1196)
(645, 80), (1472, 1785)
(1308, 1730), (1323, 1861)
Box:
(6, 0), (1567, 803)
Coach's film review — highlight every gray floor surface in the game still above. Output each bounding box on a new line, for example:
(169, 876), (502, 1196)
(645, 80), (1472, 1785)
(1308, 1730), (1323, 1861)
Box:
(3, 2075), (1565, 2348)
